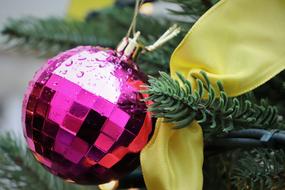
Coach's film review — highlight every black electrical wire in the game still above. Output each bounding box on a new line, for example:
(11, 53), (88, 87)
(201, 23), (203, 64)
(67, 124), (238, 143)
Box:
(118, 128), (285, 189)
(205, 129), (285, 152)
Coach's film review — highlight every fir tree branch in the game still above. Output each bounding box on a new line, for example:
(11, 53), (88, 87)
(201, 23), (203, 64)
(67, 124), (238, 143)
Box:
(204, 148), (285, 190)
(1, 7), (184, 76)
(1, 17), (115, 56)
(0, 134), (96, 190)
(2, 0), (216, 77)
(143, 71), (284, 135)
(231, 149), (285, 190)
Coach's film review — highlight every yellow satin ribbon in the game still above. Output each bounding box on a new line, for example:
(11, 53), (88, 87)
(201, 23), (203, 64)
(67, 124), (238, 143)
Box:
(141, 0), (285, 189)
(67, 0), (114, 20)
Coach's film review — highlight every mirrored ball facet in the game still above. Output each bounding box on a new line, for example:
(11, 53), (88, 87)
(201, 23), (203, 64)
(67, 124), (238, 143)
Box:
(22, 46), (153, 184)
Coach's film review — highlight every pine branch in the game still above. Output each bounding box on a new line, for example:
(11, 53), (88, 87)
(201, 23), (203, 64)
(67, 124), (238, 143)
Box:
(2, 0), (209, 47)
(231, 149), (285, 190)
(0, 134), (96, 190)
(142, 71), (284, 136)
(1, 7), (185, 76)
(1, 18), (115, 56)
(204, 148), (285, 190)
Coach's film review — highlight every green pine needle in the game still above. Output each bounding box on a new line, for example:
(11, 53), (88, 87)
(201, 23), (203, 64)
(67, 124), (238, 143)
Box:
(143, 71), (283, 135)
(231, 149), (285, 190)
(0, 134), (97, 190)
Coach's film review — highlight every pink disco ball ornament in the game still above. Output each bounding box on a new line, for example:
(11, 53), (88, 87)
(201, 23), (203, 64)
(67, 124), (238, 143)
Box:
(22, 45), (153, 184)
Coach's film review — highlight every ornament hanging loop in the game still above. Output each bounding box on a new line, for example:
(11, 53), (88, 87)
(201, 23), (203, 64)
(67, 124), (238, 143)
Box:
(144, 24), (181, 52)
(117, 31), (141, 58)
(116, 0), (144, 60)
(116, 0), (181, 60)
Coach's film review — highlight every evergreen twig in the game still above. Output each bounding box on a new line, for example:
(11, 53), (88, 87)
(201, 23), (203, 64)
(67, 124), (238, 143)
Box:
(0, 134), (96, 190)
(1, 10), (180, 76)
(143, 71), (284, 135)
(204, 148), (285, 190)
(231, 149), (285, 190)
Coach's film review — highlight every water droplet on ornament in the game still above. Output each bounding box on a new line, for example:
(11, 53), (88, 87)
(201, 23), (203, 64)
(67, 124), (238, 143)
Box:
(65, 61), (73, 67)
(78, 57), (86, 61)
(60, 70), (68, 75)
(127, 68), (132, 74)
(77, 71), (84, 78)
(99, 62), (105, 68)
(56, 62), (62, 67)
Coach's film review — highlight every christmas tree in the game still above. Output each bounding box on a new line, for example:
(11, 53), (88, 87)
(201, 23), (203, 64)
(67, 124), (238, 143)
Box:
(1, 0), (285, 189)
